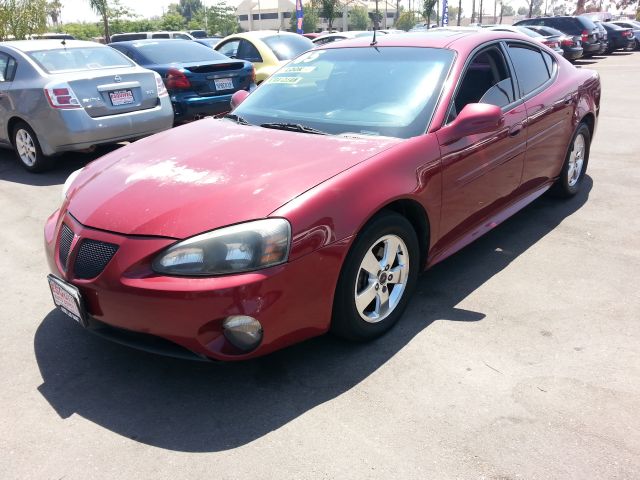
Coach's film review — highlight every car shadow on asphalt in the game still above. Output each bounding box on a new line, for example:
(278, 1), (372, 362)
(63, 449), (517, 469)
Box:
(0, 145), (122, 187)
(34, 177), (592, 452)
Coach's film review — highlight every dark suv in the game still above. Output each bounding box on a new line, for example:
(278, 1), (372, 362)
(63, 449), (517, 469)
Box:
(515, 16), (604, 57)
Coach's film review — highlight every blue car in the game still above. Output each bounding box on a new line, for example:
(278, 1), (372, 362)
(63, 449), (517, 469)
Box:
(110, 39), (255, 123)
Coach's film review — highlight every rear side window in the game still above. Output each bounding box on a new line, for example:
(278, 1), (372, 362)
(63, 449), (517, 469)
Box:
(217, 39), (240, 58)
(28, 47), (133, 73)
(507, 44), (551, 96)
(152, 33), (170, 39)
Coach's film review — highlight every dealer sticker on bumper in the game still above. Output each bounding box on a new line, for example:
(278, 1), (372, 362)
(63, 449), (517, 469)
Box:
(47, 274), (86, 326)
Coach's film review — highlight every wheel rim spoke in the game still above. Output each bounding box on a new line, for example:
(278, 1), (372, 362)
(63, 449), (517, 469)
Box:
(382, 236), (400, 267)
(388, 264), (406, 285)
(361, 249), (382, 277)
(355, 282), (377, 315)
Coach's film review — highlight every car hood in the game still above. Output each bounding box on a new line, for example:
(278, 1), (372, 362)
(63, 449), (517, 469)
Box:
(67, 118), (401, 238)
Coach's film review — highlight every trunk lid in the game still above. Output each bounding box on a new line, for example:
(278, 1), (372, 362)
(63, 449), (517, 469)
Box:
(170, 60), (252, 97)
(65, 68), (159, 118)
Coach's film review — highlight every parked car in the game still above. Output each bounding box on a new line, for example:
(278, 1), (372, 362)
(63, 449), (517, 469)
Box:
(110, 39), (255, 123)
(0, 40), (173, 172)
(215, 31), (313, 83)
(45, 30), (600, 361)
(188, 30), (208, 39)
(592, 21), (609, 54)
(312, 30), (387, 46)
(194, 37), (222, 49)
(31, 33), (76, 40)
(515, 16), (604, 57)
(523, 25), (583, 60)
(600, 22), (635, 53)
(485, 25), (564, 56)
(302, 33), (321, 40)
(110, 31), (195, 42)
(610, 19), (640, 49)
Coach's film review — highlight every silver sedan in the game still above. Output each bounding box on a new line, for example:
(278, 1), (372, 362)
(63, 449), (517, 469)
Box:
(0, 40), (174, 172)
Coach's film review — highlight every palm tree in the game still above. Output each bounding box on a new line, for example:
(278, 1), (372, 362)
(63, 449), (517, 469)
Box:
(88, 0), (110, 43)
(47, 0), (62, 26)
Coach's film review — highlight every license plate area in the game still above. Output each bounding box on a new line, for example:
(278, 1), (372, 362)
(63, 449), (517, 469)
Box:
(109, 89), (134, 106)
(214, 78), (234, 91)
(48, 274), (87, 327)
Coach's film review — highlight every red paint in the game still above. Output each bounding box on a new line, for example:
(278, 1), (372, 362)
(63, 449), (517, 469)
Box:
(45, 31), (600, 360)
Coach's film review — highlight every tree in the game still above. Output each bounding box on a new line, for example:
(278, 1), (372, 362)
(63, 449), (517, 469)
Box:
(348, 5), (369, 30)
(448, 6), (461, 23)
(422, 0), (437, 27)
(88, 0), (110, 42)
(160, 12), (185, 31)
(395, 10), (414, 30)
(320, 0), (340, 30)
(289, 6), (319, 32)
(47, 0), (61, 26)
(176, 0), (204, 23)
(501, 3), (514, 15)
(0, 0), (48, 40)
(456, 0), (461, 25)
(525, 0), (543, 17)
(205, 2), (239, 36)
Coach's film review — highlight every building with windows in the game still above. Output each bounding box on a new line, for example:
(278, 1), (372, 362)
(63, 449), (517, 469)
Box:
(235, 0), (397, 33)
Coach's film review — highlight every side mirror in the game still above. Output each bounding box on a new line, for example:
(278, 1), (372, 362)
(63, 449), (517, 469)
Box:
(230, 90), (250, 110)
(442, 103), (504, 144)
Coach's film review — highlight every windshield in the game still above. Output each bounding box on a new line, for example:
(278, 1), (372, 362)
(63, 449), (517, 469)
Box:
(28, 47), (133, 73)
(233, 47), (455, 139)
(262, 35), (314, 60)
(133, 41), (228, 64)
(190, 30), (208, 38)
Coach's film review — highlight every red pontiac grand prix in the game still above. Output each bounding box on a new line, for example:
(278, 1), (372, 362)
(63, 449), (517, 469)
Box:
(45, 29), (600, 361)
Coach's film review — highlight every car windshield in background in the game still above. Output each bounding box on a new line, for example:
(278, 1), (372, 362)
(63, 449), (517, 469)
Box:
(28, 47), (132, 73)
(133, 41), (228, 64)
(515, 27), (543, 38)
(262, 35), (314, 60)
(233, 47), (455, 139)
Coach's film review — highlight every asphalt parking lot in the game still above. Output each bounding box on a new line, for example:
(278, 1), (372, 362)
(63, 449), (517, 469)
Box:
(1, 52), (639, 479)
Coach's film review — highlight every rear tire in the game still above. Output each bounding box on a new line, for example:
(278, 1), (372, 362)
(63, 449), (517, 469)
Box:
(553, 123), (591, 198)
(12, 122), (51, 173)
(331, 211), (420, 341)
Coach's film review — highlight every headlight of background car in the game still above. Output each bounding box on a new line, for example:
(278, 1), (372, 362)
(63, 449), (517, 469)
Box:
(152, 218), (291, 276)
(61, 168), (83, 200)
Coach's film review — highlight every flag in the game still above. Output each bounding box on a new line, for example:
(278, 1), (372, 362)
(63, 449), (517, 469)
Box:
(442, 0), (449, 26)
(296, 0), (304, 34)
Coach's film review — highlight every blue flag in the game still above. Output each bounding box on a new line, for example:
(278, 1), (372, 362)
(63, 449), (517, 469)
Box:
(442, 0), (448, 26)
(296, 0), (304, 34)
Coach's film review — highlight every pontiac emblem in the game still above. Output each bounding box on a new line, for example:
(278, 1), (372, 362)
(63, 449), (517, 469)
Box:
(114, 75), (122, 83)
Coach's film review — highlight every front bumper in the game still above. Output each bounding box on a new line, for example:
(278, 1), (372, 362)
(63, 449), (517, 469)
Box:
(44, 208), (350, 361)
(34, 97), (175, 156)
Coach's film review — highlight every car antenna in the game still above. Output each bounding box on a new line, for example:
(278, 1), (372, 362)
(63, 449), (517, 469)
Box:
(61, 39), (66, 48)
(370, 26), (377, 46)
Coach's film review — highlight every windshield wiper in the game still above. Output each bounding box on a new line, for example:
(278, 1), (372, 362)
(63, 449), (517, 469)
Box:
(260, 122), (328, 135)
(223, 113), (251, 125)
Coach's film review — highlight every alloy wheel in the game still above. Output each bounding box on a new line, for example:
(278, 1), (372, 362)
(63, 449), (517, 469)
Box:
(567, 132), (585, 187)
(15, 128), (37, 167)
(354, 234), (410, 323)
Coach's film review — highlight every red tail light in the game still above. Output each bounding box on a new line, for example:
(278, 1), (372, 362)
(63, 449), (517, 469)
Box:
(581, 29), (589, 42)
(165, 68), (191, 90)
(543, 40), (559, 49)
(44, 83), (82, 109)
(623, 30), (633, 38)
(561, 37), (576, 47)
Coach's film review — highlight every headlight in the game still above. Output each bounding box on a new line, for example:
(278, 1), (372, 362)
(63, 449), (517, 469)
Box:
(61, 168), (83, 200)
(152, 218), (291, 276)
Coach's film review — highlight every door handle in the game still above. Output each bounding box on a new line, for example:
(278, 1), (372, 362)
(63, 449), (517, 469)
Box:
(509, 123), (523, 137)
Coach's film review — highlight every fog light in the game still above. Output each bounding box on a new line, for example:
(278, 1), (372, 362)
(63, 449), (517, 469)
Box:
(223, 316), (263, 352)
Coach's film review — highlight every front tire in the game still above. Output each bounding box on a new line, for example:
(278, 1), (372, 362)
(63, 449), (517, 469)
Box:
(554, 123), (591, 198)
(331, 211), (420, 341)
(12, 122), (50, 172)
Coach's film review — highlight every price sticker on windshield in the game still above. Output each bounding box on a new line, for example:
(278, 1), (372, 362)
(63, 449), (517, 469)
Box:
(281, 66), (316, 74)
(267, 76), (302, 85)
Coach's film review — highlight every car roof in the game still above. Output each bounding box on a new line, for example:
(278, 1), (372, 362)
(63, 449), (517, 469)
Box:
(108, 39), (192, 47)
(224, 30), (300, 40)
(1, 39), (101, 52)
(317, 29), (527, 50)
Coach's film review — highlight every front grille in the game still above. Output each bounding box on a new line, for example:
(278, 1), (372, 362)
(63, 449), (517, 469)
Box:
(58, 224), (74, 269)
(73, 239), (118, 279)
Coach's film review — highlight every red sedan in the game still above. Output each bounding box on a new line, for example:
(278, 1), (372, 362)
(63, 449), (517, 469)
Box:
(45, 30), (600, 361)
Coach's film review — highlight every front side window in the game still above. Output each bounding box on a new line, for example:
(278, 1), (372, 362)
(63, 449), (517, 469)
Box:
(28, 47), (133, 73)
(262, 35), (314, 61)
(450, 47), (515, 121)
(233, 47), (454, 138)
(507, 44), (551, 96)
(217, 39), (240, 58)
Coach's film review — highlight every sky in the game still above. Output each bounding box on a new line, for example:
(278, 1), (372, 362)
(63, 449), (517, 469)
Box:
(59, 0), (577, 24)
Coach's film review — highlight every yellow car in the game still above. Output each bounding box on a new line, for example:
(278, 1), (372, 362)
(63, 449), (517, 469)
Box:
(215, 31), (314, 84)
